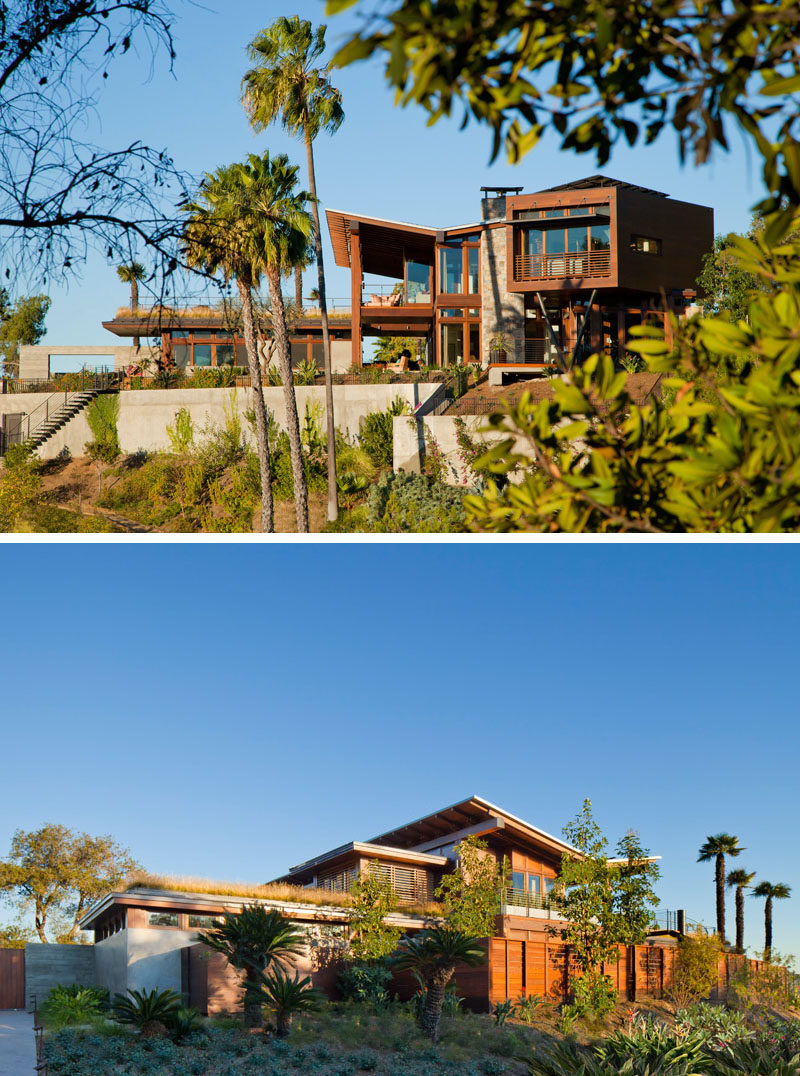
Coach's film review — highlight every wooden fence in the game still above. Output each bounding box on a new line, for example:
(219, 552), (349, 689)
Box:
(0, 948), (25, 1008)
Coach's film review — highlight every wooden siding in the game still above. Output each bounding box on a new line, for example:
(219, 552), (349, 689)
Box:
(0, 948), (25, 1009)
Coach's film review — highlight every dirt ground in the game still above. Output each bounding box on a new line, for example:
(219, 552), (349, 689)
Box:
(32, 457), (331, 534)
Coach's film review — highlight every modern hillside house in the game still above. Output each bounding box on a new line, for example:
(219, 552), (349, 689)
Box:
(327, 175), (713, 373)
(74, 795), (700, 1013)
(90, 175), (712, 380)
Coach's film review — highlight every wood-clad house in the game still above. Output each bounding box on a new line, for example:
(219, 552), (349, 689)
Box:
(77, 795), (692, 1012)
(92, 175), (711, 381)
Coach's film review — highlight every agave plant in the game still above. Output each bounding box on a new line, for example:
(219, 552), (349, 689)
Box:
(256, 968), (323, 1037)
(293, 357), (319, 385)
(595, 1014), (714, 1071)
(111, 988), (184, 1037)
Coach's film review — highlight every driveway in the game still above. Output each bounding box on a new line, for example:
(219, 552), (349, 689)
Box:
(0, 1011), (35, 1076)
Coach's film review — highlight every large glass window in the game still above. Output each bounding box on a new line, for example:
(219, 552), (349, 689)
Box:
(172, 343), (190, 368)
(467, 247), (480, 293)
(469, 325), (480, 364)
(546, 229), (566, 254)
(525, 230), (544, 258)
(440, 247), (463, 293)
(193, 344), (212, 367)
(216, 344), (235, 366)
(529, 875), (541, 898)
(590, 225), (611, 250)
(511, 871), (525, 892)
(440, 323), (464, 364)
(567, 226), (588, 252)
(407, 260), (432, 303)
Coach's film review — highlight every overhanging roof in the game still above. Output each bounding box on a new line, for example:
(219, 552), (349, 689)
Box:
(326, 209), (437, 277)
(285, 841), (448, 878)
(536, 175), (668, 199)
(369, 795), (581, 859)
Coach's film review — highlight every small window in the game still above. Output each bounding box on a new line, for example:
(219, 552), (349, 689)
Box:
(468, 309), (480, 318)
(511, 871), (525, 892)
(440, 308), (463, 318)
(631, 235), (661, 255)
(148, 912), (179, 927)
(188, 915), (222, 929)
(569, 206), (591, 216)
(543, 209), (564, 218)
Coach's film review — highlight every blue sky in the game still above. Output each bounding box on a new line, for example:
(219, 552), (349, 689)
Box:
(1, 544), (798, 960)
(21, 0), (769, 358)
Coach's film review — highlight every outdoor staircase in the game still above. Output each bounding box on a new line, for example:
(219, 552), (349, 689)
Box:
(26, 390), (101, 450)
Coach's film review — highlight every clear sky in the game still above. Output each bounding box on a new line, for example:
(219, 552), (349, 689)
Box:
(1, 543), (797, 960)
(21, 0), (769, 355)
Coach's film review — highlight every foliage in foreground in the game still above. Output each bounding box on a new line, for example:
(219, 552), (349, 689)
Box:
(366, 471), (467, 532)
(40, 985), (110, 1031)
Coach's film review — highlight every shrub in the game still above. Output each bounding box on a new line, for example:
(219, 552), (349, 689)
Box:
(668, 928), (722, 1009)
(571, 974), (617, 1019)
(40, 984), (110, 1029)
(111, 988), (184, 1037)
(514, 995), (547, 1024)
(337, 961), (393, 1007)
(675, 1003), (751, 1048)
(85, 394), (120, 463)
(366, 472), (467, 532)
(595, 1013), (714, 1071)
(359, 397), (407, 467)
(493, 1000), (515, 1026)
(166, 408), (195, 453)
(0, 446), (41, 531)
(294, 358), (319, 385)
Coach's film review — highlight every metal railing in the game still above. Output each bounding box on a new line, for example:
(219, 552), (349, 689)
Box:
(514, 249), (611, 281)
(2, 370), (118, 394)
(31, 995), (49, 1075)
(111, 296), (354, 320)
(500, 886), (555, 917)
(361, 281), (433, 307)
(649, 910), (701, 934)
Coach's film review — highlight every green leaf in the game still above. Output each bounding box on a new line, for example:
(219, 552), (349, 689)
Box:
(760, 75), (800, 96)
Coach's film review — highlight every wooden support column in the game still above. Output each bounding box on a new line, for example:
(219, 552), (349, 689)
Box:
(350, 222), (363, 368)
(617, 309), (626, 360)
(590, 302), (602, 353)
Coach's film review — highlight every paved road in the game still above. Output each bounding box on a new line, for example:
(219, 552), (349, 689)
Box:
(0, 1011), (35, 1076)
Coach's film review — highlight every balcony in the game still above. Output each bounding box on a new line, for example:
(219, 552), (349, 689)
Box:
(514, 249), (611, 282)
(500, 886), (557, 919)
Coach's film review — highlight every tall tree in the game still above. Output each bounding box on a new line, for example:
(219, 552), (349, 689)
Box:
(0, 292), (50, 378)
(752, 881), (791, 961)
(726, 869), (755, 954)
(0, 825), (138, 942)
(435, 835), (507, 937)
(182, 153), (313, 532)
(243, 15), (344, 523)
(697, 834), (744, 945)
(0, 2), (188, 283)
(199, 906), (306, 1029)
(116, 262), (146, 347)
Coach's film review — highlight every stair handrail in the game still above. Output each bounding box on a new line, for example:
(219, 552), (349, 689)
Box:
(20, 370), (120, 446)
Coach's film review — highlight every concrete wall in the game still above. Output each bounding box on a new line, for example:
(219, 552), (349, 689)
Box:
(125, 928), (195, 995)
(116, 383), (438, 457)
(18, 345), (146, 378)
(1, 383), (439, 460)
(94, 932), (128, 1000)
(25, 944), (96, 1008)
(394, 414), (525, 485)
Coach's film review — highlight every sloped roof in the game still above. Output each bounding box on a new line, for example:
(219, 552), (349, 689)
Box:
(536, 175), (668, 198)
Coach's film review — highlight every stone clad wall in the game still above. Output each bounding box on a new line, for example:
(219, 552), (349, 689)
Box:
(480, 200), (525, 367)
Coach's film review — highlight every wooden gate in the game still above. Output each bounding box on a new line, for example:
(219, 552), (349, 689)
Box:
(0, 949), (25, 1009)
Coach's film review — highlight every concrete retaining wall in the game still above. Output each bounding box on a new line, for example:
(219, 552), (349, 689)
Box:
(25, 943), (96, 1008)
(94, 932), (128, 1000)
(393, 414), (512, 484)
(1, 383), (439, 460)
(125, 928), (194, 995)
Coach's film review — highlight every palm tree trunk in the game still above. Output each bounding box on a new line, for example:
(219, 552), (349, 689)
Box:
(131, 279), (140, 349)
(715, 853), (726, 943)
(238, 280), (274, 532)
(765, 897), (773, 961)
(420, 972), (450, 1043)
(304, 128), (338, 523)
(735, 886), (744, 953)
(294, 265), (303, 309)
(265, 264), (309, 532)
(243, 968), (263, 1029)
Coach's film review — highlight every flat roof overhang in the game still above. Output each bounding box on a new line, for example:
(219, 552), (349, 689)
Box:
(327, 210), (436, 278)
(79, 887), (438, 931)
(274, 841), (449, 885)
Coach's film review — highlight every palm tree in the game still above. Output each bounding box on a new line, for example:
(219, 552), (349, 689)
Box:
(392, 927), (486, 1042)
(726, 869), (755, 954)
(199, 906), (306, 1029)
(752, 881), (791, 961)
(116, 261), (146, 347)
(243, 15), (344, 523)
(256, 968), (322, 1037)
(697, 833), (744, 944)
(181, 153), (313, 532)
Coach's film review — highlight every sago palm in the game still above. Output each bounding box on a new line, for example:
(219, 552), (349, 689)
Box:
(392, 927), (486, 1042)
(256, 967), (322, 1037)
(199, 905), (306, 1028)
(697, 833), (743, 944)
(752, 881), (791, 961)
(243, 15), (344, 523)
(726, 869), (755, 954)
(181, 153), (313, 532)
